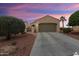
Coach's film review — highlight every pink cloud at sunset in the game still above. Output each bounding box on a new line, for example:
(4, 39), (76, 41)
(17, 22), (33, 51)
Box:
(0, 3), (79, 27)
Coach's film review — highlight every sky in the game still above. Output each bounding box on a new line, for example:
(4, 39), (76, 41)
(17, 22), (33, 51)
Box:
(0, 3), (79, 27)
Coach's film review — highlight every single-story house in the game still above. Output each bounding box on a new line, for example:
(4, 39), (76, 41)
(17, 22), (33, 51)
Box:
(31, 15), (60, 32)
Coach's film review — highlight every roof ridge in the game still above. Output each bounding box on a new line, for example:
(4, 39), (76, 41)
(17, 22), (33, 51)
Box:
(31, 15), (59, 24)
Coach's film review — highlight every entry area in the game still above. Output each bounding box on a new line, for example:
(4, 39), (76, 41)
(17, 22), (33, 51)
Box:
(39, 23), (57, 32)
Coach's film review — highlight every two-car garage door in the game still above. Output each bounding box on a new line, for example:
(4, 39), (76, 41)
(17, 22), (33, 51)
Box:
(39, 23), (57, 32)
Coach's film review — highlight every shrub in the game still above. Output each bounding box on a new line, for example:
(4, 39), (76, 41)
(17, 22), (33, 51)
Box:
(62, 28), (73, 33)
(0, 16), (25, 40)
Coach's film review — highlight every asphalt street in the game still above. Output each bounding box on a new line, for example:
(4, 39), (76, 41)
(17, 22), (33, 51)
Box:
(30, 32), (79, 56)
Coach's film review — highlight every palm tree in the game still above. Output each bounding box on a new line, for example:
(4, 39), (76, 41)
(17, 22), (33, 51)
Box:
(60, 16), (66, 28)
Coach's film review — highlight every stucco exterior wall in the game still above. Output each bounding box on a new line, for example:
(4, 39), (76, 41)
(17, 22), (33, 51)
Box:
(25, 23), (27, 32)
(73, 26), (79, 32)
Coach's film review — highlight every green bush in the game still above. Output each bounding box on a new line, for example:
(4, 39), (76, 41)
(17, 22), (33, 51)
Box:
(62, 28), (73, 33)
(68, 10), (79, 26)
(0, 16), (25, 40)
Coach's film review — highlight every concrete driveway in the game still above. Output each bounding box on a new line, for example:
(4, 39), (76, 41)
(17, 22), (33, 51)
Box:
(30, 32), (79, 56)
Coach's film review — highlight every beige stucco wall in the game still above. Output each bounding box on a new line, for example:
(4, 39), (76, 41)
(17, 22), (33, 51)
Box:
(25, 23), (27, 32)
(73, 26), (79, 32)
(25, 22), (29, 32)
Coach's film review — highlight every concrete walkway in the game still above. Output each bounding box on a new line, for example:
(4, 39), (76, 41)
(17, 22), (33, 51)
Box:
(30, 32), (79, 56)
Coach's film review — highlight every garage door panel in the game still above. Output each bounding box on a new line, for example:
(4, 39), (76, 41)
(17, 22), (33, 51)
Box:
(39, 23), (57, 32)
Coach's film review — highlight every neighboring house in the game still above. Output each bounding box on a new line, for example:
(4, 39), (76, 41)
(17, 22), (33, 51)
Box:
(31, 15), (60, 32)
(24, 21), (28, 32)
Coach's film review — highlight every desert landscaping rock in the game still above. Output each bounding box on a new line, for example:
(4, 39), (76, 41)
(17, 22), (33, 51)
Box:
(0, 45), (17, 55)
(0, 33), (36, 56)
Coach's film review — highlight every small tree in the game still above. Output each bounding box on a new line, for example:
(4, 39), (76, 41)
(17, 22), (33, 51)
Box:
(0, 16), (25, 40)
(68, 10), (79, 26)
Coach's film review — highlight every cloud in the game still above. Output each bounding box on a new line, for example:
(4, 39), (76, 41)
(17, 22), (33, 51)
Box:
(28, 9), (74, 14)
(7, 4), (72, 23)
(0, 3), (79, 26)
